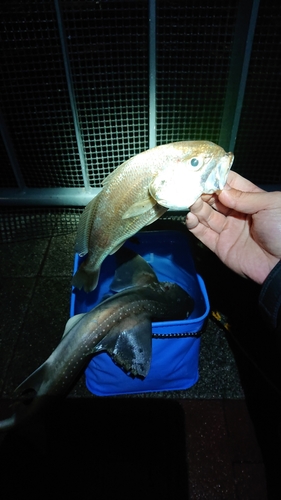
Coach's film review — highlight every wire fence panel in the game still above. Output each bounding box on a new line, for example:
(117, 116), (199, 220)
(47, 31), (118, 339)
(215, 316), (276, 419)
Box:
(0, 1), (83, 188)
(234, 0), (281, 184)
(156, 0), (238, 146)
(0, 0), (280, 242)
(61, 0), (149, 187)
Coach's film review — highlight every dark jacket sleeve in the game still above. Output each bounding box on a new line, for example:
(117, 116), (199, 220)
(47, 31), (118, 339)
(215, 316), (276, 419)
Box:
(259, 260), (281, 330)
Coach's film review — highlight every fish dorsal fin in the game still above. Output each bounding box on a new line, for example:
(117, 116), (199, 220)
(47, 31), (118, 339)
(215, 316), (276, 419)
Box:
(122, 194), (158, 219)
(111, 247), (158, 291)
(75, 197), (98, 256)
(95, 315), (152, 378)
(101, 159), (131, 187)
(62, 313), (86, 339)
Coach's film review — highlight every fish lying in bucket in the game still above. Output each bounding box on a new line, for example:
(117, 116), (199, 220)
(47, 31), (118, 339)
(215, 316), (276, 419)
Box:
(72, 140), (234, 292)
(0, 248), (194, 431)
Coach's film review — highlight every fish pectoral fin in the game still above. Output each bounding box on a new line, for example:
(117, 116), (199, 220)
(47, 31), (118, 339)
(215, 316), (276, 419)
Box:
(95, 315), (152, 378)
(62, 313), (87, 339)
(122, 195), (158, 219)
(144, 203), (168, 225)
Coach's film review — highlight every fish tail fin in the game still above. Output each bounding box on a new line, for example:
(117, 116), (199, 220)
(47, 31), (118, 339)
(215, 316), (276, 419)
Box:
(14, 362), (48, 396)
(72, 262), (100, 293)
(0, 414), (17, 432)
(0, 362), (49, 431)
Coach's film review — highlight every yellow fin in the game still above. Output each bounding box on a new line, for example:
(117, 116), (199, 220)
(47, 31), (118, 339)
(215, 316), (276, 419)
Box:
(122, 195), (158, 219)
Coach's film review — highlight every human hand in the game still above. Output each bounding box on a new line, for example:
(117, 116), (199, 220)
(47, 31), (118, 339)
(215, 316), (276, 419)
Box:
(186, 171), (281, 284)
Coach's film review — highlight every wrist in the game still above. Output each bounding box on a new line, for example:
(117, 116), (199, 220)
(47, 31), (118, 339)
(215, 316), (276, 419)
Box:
(259, 260), (281, 329)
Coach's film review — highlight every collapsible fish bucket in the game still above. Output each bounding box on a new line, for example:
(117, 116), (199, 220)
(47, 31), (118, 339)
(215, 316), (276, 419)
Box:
(70, 221), (210, 396)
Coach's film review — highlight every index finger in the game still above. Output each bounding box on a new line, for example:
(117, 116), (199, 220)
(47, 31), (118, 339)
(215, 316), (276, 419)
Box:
(188, 196), (228, 234)
(226, 171), (264, 193)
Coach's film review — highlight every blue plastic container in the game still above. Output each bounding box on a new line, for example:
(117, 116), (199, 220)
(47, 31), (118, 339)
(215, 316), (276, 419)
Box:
(70, 222), (210, 396)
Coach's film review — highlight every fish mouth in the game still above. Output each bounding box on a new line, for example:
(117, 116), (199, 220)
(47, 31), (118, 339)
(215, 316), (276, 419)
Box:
(225, 151), (234, 166)
(205, 151), (234, 192)
(219, 151), (234, 187)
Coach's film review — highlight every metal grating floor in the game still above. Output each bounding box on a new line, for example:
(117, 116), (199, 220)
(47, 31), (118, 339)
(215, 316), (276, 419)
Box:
(0, 206), (81, 243)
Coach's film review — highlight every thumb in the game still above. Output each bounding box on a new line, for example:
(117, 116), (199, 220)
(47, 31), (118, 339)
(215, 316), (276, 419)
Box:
(218, 187), (278, 214)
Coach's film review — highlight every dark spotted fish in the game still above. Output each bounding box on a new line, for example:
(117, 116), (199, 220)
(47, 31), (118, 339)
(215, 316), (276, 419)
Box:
(0, 249), (194, 431)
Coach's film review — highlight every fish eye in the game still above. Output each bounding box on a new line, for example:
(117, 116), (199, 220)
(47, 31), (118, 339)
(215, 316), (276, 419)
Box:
(188, 156), (204, 170)
(190, 158), (199, 167)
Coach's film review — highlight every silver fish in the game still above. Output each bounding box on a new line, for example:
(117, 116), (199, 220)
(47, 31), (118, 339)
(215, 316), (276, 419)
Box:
(72, 140), (233, 292)
(0, 249), (194, 431)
